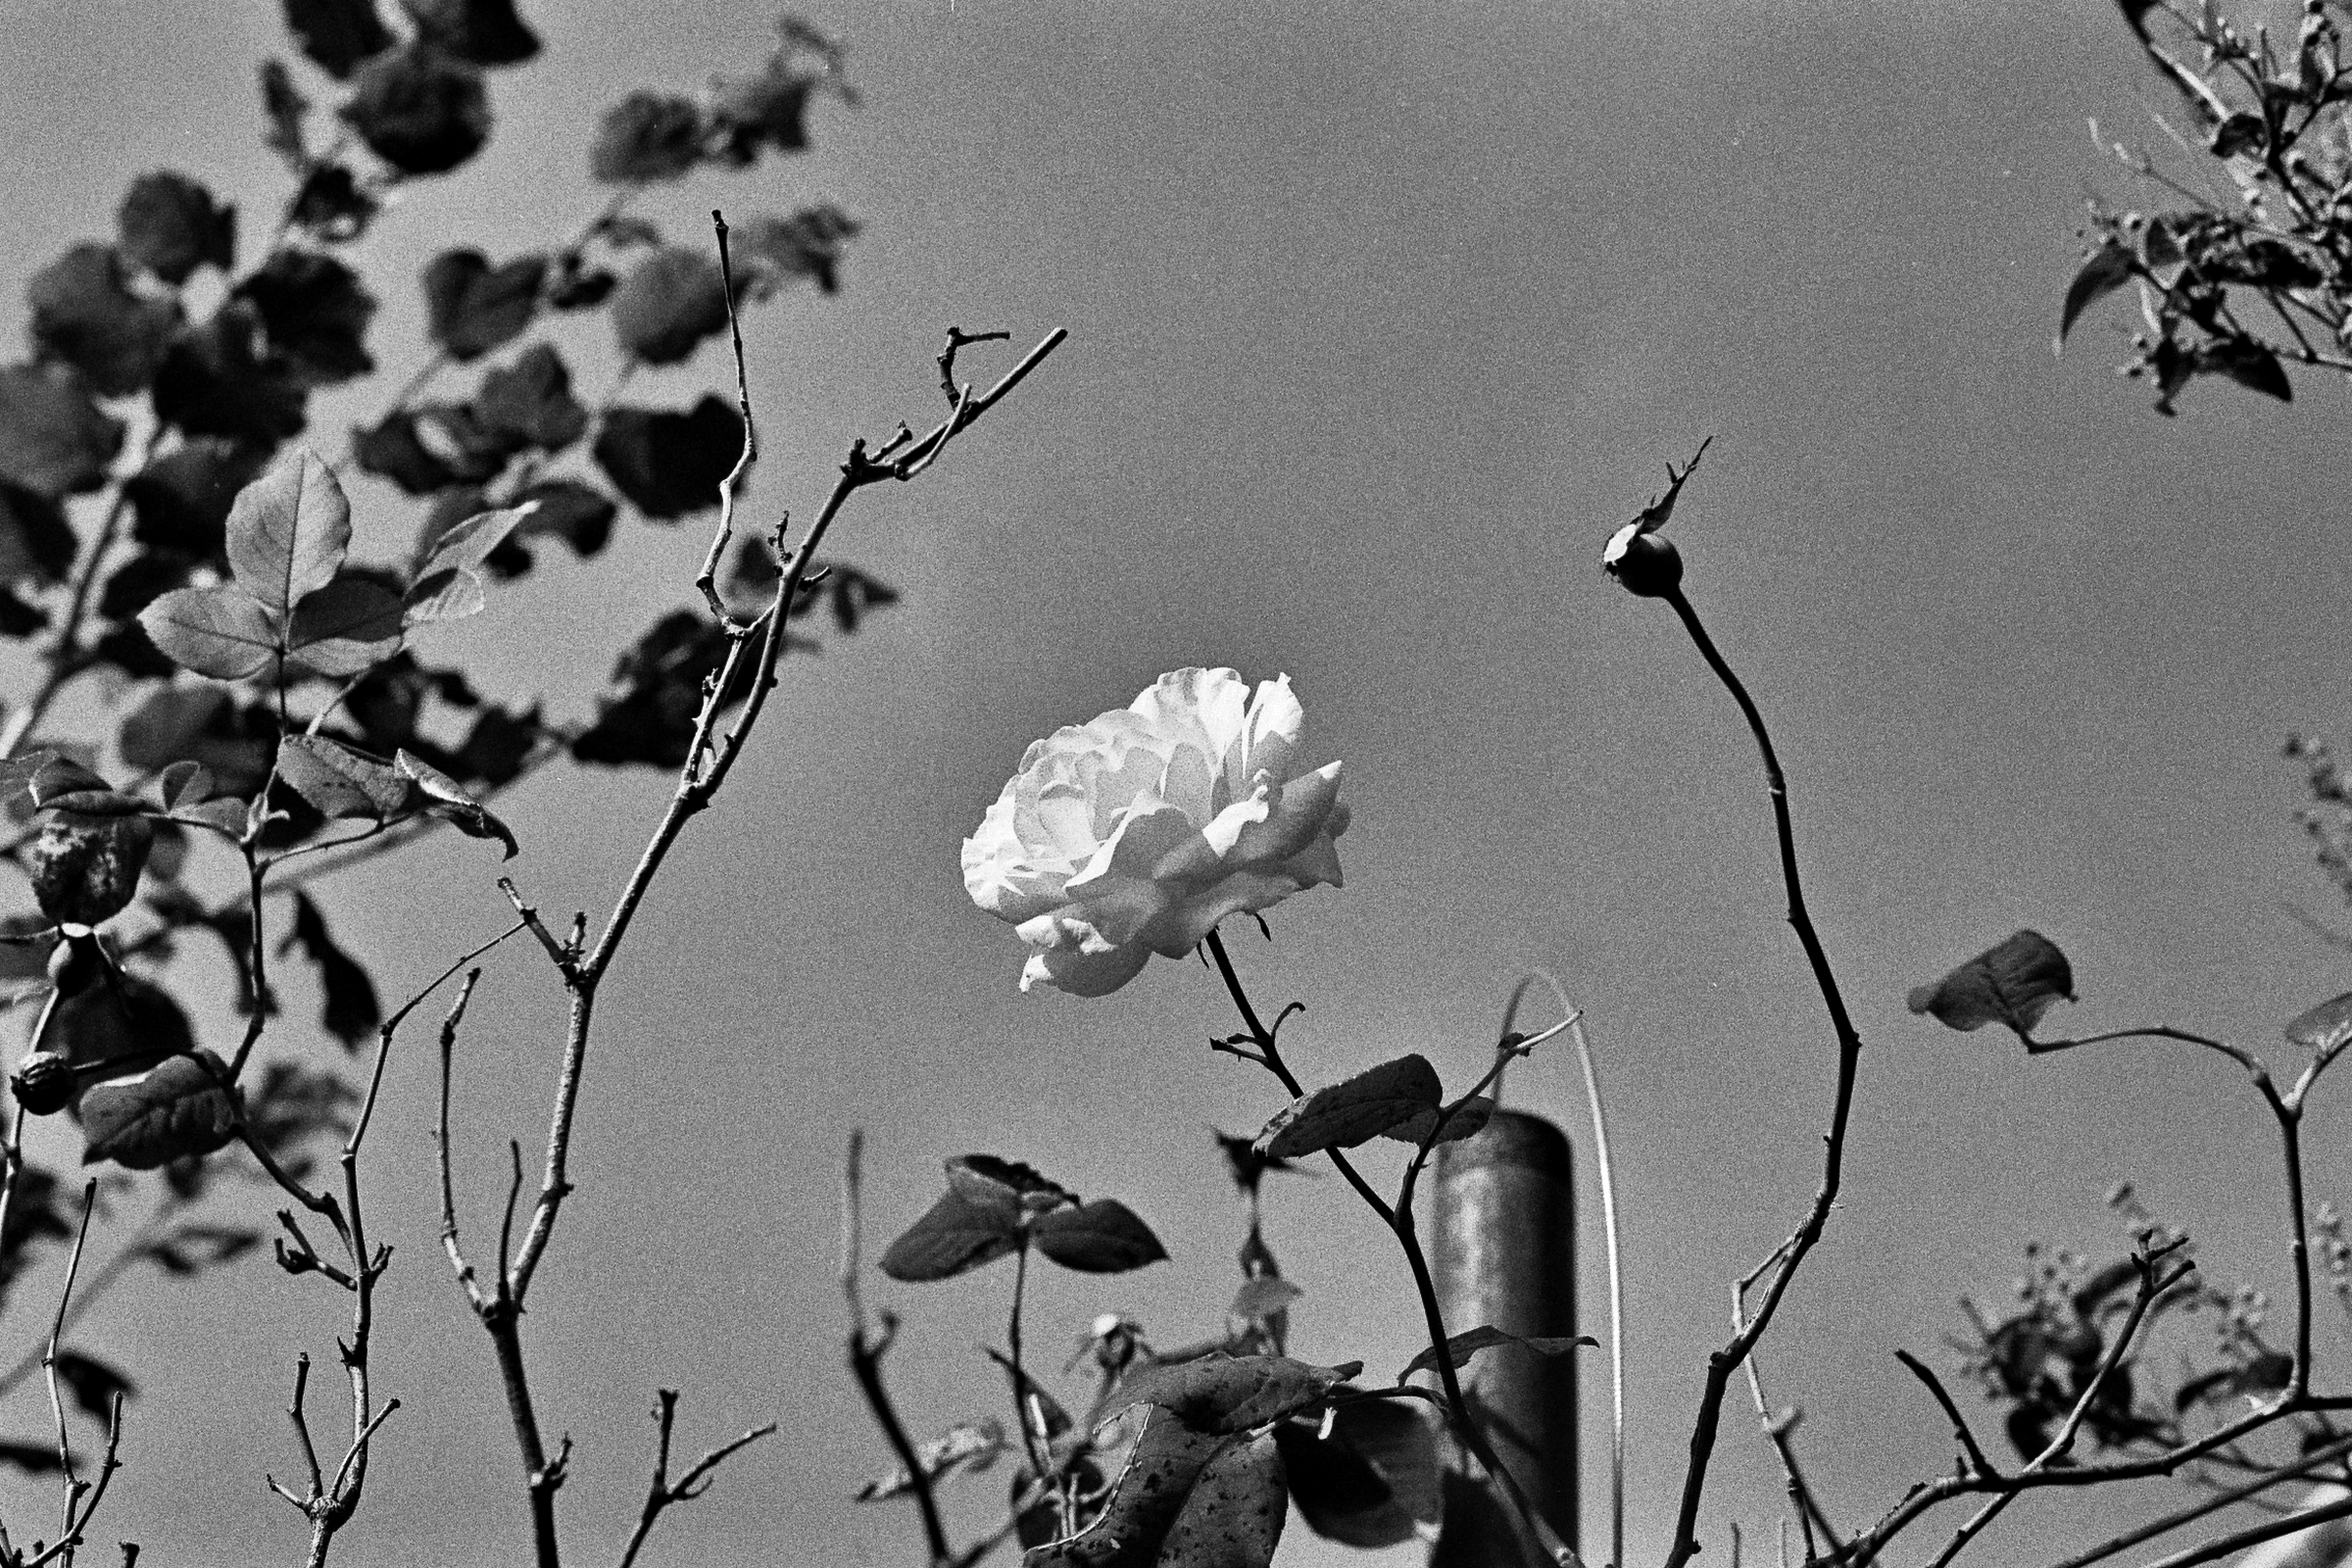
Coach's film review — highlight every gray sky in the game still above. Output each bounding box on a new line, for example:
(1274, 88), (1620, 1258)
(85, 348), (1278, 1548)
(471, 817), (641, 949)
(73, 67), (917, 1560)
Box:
(3, 1), (2349, 1564)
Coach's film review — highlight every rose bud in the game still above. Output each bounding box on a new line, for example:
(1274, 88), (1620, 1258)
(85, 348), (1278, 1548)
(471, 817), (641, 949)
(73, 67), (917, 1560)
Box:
(1602, 521), (1684, 597)
(11, 1052), (76, 1116)
(45, 932), (104, 999)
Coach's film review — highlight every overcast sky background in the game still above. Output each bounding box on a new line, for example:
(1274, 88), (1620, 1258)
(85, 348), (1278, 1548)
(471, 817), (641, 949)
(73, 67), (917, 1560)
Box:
(1, 1), (2348, 1564)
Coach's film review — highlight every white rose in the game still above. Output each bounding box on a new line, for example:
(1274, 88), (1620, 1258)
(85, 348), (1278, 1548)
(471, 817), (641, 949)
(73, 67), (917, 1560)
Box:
(962, 668), (1350, 997)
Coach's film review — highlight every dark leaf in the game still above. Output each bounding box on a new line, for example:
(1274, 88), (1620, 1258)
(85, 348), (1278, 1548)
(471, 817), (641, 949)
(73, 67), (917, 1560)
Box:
(150, 304), (309, 445)
(0, 363), (125, 496)
(1112, 1354), (1362, 1436)
(287, 575), (405, 675)
(855, 1419), (1006, 1501)
(1033, 1200), (1167, 1274)
(259, 58), (311, 167)
(454, 703), (540, 784)
(2210, 110), (2267, 158)
(275, 734), (414, 821)
(53, 974), (195, 1073)
(487, 479), (613, 574)
(231, 251), (375, 388)
(592, 397), (744, 518)
(80, 1051), (237, 1170)
(352, 411), (464, 495)
(158, 760), (214, 810)
(826, 564), (899, 631)
(877, 1190), (1023, 1283)
(26, 244), (181, 398)
(0, 587), (45, 638)
(398, 0), (538, 66)
(1397, 1325), (1592, 1382)
(117, 173), (236, 284)
(0, 482), (77, 584)
(277, 890), (380, 1049)
(340, 45), (492, 175)
(1277, 1399), (1441, 1550)
(420, 249), (546, 362)
(1906, 930), (2077, 1040)
(118, 685), (271, 796)
(569, 608), (753, 767)
(474, 344), (585, 451)
(98, 553), (191, 622)
(137, 586), (278, 681)
(50, 1352), (134, 1423)
(225, 447), (350, 617)
(0, 1441), (64, 1477)
(588, 92), (705, 183)
(2204, 338), (2293, 403)
(706, 26), (841, 166)
(28, 811), (155, 926)
(282, 0), (395, 77)
(395, 747), (516, 857)
(1379, 1096), (1494, 1148)
(126, 441), (267, 562)
(1255, 1055), (1442, 1159)
(288, 164), (381, 243)
(547, 258), (614, 312)
(946, 1152), (1073, 1207)
(610, 248), (730, 367)
(733, 205), (860, 297)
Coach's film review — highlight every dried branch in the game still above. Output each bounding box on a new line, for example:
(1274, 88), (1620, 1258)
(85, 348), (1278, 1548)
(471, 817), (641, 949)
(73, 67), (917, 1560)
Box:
(842, 1131), (954, 1566)
(613, 1390), (777, 1568)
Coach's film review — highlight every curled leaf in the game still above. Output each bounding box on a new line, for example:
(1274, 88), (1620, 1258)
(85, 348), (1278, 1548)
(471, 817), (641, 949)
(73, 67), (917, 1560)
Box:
(1906, 930), (2077, 1041)
(394, 748), (516, 858)
(1397, 1325), (1592, 1381)
(1254, 1055), (1442, 1159)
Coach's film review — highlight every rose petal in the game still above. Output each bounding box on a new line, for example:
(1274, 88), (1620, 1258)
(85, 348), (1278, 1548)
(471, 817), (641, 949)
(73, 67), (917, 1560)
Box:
(1280, 829), (1345, 891)
(1229, 675), (1303, 807)
(1226, 760), (1343, 872)
(1156, 740), (1216, 825)
(1067, 798), (1200, 892)
(1152, 787), (1273, 887)
(1131, 668), (1247, 765)
(1021, 942), (1152, 997)
(961, 784), (1073, 923)
(1136, 870), (1311, 956)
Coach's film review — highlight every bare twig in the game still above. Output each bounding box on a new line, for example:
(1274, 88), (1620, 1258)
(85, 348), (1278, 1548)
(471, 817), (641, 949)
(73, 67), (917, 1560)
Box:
(842, 1131), (955, 1566)
(613, 1389), (778, 1568)
(44, 1181), (99, 1540)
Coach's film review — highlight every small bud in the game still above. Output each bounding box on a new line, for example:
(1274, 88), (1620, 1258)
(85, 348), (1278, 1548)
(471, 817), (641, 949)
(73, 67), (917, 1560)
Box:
(1602, 522), (1684, 597)
(11, 1052), (76, 1117)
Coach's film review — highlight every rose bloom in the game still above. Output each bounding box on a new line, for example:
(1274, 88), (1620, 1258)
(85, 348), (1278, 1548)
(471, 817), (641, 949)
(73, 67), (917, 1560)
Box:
(963, 668), (1349, 996)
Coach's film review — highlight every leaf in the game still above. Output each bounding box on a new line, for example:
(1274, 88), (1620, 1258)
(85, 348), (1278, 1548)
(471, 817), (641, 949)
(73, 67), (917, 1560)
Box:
(0, 482), (77, 585)
(137, 586), (279, 681)
(158, 760), (214, 811)
(0, 1442), (64, 1477)
(274, 734), (414, 822)
(1254, 1055), (1442, 1159)
(287, 576), (405, 676)
(488, 479), (614, 573)
(570, 610), (750, 767)
(225, 448), (351, 617)
(395, 748), (516, 858)
(1030, 1420), (1287, 1568)
(855, 1419), (1006, 1501)
(241, 1061), (359, 1172)
(0, 363), (124, 497)
(80, 1051), (237, 1171)
(288, 163), (380, 244)
(592, 397), (745, 518)
(117, 172), (236, 285)
(2288, 992), (2352, 1057)
(126, 441), (266, 563)
(1379, 1096), (1494, 1148)
(402, 566), (483, 627)
(340, 45), (492, 175)
(352, 406), (514, 495)
(53, 975), (194, 1073)
(2057, 243), (2135, 353)
(1397, 1326), (1592, 1382)
(399, 0), (539, 67)
(2210, 110), (2267, 159)
(2205, 338), (2293, 403)
(260, 57), (311, 168)
(1906, 930), (2077, 1040)
(1111, 1354), (1362, 1435)
(150, 304), (309, 446)
(1032, 1200), (1168, 1274)
(27, 812), (155, 926)
(946, 1152), (1074, 1208)
(1230, 1276), (1303, 1323)
(877, 1189), (1023, 1282)
(231, 251), (376, 388)
(421, 250), (547, 363)
(707, 27), (837, 166)
(25, 244), (182, 398)
(414, 502), (534, 584)
(1276, 1399), (1440, 1550)
(50, 1351), (135, 1423)
(117, 685), (271, 796)
(733, 206), (861, 297)
(588, 92), (706, 183)
(277, 891), (380, 1050)
(475, 345), (586, 451)
(610, 248), (731, 367)
(281, 0), (396, 77)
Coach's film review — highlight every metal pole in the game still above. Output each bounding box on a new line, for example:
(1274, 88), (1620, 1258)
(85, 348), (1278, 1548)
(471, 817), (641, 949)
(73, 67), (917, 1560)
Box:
(1426, 1108), (1578, 1565)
